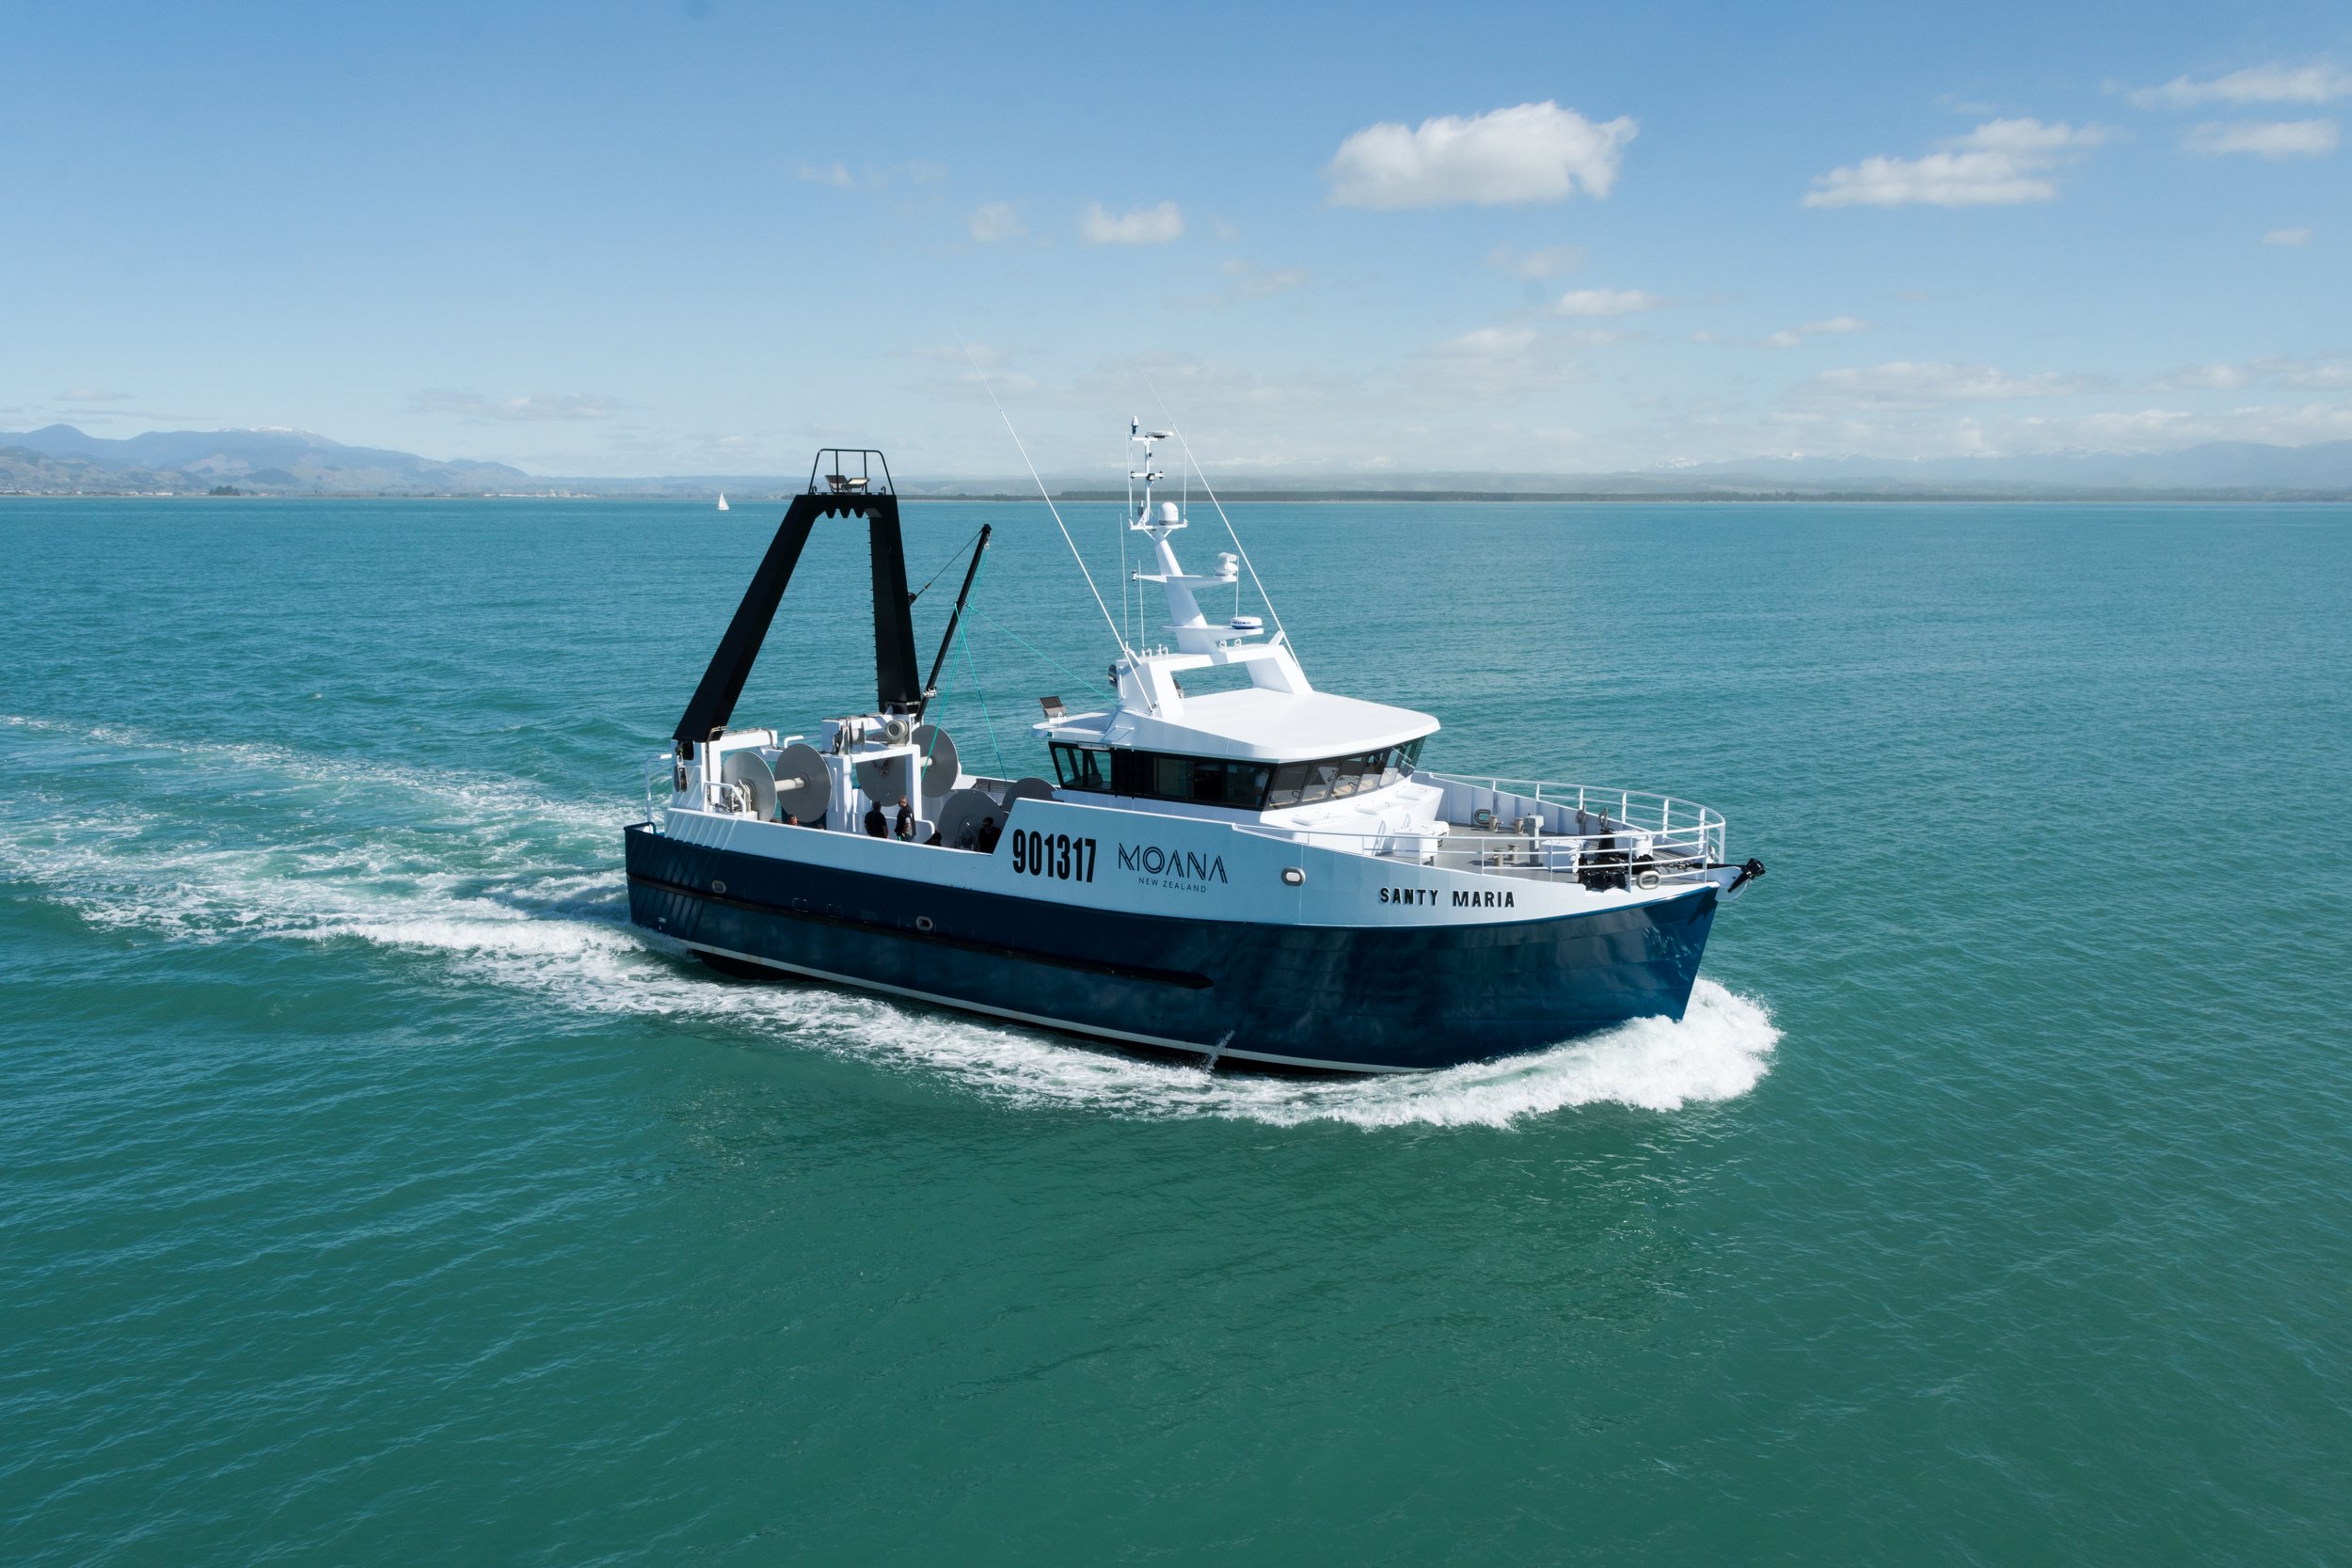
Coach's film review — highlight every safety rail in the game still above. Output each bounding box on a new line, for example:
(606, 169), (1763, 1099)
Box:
(1233, 772), (1728, 889)
(1239, 820), (1721, 889)
(806, 447), (893, 497)
(1422, 772), (1725, 867)
(644, 750), (682, 826)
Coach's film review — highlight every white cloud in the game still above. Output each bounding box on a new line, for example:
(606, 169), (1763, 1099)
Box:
(1432, 325), (1539, 356)
(794, 161), (858, 188)
(1804, 118), (2112, 208)
(902, 341), (1038, 394)
(968, 202), (1025, 242)
(2129, 62), (2352, 109)
(2286, 361), (2352, 388)
(1415, 325), (1581, 401)
(2264, 227), (2313, 245)
(1486, 243), (1583, 278)
(1813, 361), (2092, 404)
(2150, 356), (2351, 391)
(1761, 316), (1872, 348)
(1552, 288), (1662, 317)
(1082, 200), (1184, 245)
(56, 388), (134, 402)
(2183, 119), (2339, 158)
(1323, 101), (1636, 209)
(2154, 364), (2253, 390)
(2043, 403), (2352, 447)
(1217, 259), (1308, 299)
(409, 389), (620, 421)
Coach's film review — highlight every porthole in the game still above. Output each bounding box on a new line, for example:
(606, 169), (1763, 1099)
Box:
(711, 879), (727, 895)
(1280, 867), (1305, 887)
(915, 915), (935, 933)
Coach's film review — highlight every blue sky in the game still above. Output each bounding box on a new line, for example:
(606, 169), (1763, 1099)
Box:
(4, 0), (2347, 477)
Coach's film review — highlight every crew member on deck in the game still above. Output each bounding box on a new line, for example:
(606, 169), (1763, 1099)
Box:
(864, 799), (887, 838)
(895, 795), (914, 841)
(975, 815), (1001, 854)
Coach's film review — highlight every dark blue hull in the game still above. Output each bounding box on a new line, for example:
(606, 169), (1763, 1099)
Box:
(624, 824), (1717, 1072)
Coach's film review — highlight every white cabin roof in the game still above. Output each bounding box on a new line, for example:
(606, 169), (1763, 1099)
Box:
(1044, 687), (1438, 762)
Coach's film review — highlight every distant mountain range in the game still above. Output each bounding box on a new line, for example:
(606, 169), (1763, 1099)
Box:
(6, 423), (2351, 499)
(0, 425), (533, 495)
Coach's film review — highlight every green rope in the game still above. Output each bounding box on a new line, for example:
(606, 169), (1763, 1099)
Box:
(968, 604), (1113, 696)
(955, 618), (1010, 779)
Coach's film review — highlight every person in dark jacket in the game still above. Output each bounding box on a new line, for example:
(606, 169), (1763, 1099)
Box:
(975, 815), (1001, 854)
(864, 800), (887, 838)
(894, 795), (915, 841)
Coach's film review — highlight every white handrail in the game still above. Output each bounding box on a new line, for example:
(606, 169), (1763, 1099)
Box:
(1248, 769), (1734, 884)
(643, 751), (678, 827)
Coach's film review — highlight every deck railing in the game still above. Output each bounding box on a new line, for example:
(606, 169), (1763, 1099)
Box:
(1237, 771), (1727, 888)
(1424, 773), (1724, 863)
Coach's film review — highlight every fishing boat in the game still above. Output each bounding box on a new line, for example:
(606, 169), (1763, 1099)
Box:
(625, 432), (1764, 1072)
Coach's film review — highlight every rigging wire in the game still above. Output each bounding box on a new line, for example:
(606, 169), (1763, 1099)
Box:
(969, 604), (1116, 694)
(959, 338), (1131, 657)
(953, 618), (1011, 779)
(1144, 375), (1294, 657)
(909, 524), (988, 603)
(1122, 428), (1133, 650)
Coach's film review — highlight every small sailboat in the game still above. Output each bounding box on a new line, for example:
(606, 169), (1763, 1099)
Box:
(716, 492), (730, 512)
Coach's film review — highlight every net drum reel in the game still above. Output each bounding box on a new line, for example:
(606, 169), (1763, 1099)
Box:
(932, 787), (998, 850)
(770, 743), (832, 825)
(851, 725), (961, 813)
(718, 750), (777, 819)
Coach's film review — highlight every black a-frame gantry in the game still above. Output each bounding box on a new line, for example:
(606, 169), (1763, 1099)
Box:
(672, 449), (922, 751)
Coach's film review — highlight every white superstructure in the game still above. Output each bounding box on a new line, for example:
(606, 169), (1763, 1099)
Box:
(626, 428), (1762, 1072)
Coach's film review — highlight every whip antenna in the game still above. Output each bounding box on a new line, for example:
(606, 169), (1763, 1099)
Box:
(960, 339), (1131, 658)
(1144, 375), (1293, 656)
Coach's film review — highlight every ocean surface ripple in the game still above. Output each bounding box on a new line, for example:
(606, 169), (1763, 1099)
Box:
(4, 499), (2347, 1566)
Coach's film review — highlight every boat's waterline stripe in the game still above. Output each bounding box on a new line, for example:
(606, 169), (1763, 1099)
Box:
(678, 938), (1415, 1074)
(626, 870), (1216, 990)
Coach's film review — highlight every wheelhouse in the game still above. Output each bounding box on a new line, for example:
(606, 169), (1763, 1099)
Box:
(1048, 738), (1428, 811)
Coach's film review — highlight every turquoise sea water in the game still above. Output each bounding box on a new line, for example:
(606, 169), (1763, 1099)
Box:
(4, 497), (2348, 1564)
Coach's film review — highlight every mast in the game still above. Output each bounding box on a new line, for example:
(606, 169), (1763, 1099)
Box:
(1113, 419), (1311, 705)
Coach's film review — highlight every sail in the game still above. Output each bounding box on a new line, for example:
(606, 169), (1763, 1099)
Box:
(717, 492), (730, 512)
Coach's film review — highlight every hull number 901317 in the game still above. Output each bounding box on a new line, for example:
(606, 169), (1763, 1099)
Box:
(1010, 830), (1097, 882)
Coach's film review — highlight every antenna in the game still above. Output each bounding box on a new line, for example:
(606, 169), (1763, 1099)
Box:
(960, 339), (1131, 657)
(1143, 375), (1294, 656)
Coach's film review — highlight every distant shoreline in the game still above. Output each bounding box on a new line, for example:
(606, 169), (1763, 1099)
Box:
(6, 489), (2351, 505)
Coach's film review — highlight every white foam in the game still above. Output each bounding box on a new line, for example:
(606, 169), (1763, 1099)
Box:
(2, 721), (1779, 1128)
(780, 975), (1778, 1128)
(2, 712), (629, 839)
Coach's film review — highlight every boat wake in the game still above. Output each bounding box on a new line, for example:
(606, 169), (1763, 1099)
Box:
(2, 716), (1779, 1128)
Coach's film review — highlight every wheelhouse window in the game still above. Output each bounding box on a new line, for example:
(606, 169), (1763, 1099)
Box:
(1050, 744), (1111, 792)
(1054, 736), (1423, 812)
